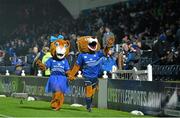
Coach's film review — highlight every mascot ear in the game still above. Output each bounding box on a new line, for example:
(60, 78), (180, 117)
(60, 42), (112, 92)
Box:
(65, 40), (70, 56)
(66, 40), (70, 49)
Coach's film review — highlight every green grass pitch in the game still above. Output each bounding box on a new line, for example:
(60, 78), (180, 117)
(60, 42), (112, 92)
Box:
(0, 97), (150, 117)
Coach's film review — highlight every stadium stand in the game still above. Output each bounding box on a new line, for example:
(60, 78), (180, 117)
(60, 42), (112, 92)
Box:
(0, 0), (180, 117)
(0, 0), (179, 78)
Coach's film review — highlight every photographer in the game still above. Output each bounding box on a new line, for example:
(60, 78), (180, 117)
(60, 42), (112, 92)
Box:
(152, 33), (174, 65)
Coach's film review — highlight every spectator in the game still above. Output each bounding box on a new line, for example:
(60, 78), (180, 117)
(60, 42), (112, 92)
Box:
(0, 50), (5, 66)
(123, 44), (140, 70)
(69, 34), (78, 55)
(69, 34), (78, 68)
(101, 48), (117, 77)
(2, 51), (11, 66)
(27, 46), (39, 75)
(42, 49), (52, 77)
(14, 58), (24, 75)
(0, 0), (180, 73)
(152, 34), (171, 64)
(96, 26), (104, 48)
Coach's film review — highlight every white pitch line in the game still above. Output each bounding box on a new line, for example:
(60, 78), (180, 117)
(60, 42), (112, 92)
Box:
(0, 113), (13, 118)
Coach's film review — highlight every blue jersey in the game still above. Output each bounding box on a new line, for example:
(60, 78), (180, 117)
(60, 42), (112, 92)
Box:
(101, 56), (117, 72)
(46, 58), (70, 76)
(76, 50), (104, 79)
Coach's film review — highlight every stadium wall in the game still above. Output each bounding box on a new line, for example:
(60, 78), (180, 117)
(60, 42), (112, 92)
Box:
(0, 75), (179, 116)
(59, 0), (127, 19)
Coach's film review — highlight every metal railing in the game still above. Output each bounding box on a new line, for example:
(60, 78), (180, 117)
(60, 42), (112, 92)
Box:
(111, 65), (152, 81)
(113, 69), (148, 81)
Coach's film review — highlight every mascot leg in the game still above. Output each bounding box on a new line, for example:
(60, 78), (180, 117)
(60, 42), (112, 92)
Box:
(92, 84), (98, 95)
(91, 85), (98, 107)
(85, 80), (98, 112)
(59, 93), (64, 109)
(51, 93), (58, 109)
(50, 92), (62, 111)
(85, 86), (93, 112)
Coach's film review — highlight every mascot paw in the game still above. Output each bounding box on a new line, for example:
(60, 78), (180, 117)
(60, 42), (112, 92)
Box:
(66, 71), (75, 81)
(107, 36), (115, 47)
(68, 76), (75, 81)
(36, 59), (46, 71)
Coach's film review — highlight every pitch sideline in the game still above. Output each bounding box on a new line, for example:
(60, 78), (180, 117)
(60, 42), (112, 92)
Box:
(0, 113), (13, 118)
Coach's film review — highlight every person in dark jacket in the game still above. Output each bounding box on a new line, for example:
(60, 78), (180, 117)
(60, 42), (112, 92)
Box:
(68, 34), (78, 68)
(96, 26), (104, 48)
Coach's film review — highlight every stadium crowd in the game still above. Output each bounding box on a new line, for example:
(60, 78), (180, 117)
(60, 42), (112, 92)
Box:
(0, 0), (179, 75)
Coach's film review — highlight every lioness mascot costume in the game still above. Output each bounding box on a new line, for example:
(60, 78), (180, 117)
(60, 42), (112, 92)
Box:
(67, 36), (114, 112)
(36, 35), (70, 111)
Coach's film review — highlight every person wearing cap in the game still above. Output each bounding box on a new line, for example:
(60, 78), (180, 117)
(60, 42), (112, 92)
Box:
(152, 33), (171, 64)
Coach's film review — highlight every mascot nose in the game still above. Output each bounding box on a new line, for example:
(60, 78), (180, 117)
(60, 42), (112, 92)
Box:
(56, 46), (66, 54)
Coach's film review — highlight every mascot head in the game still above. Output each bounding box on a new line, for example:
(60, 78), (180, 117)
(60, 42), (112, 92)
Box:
(50, 35), (70, 59)
(77, 36), (101, 53)
(77, 36), (115, 53)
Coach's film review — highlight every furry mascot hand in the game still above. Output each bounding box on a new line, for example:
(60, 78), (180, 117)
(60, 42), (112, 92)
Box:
(104, 36), (115, 55)
(66, 64), (80, 81)
(36, 59), (46, 71)
(107, 36), (115, 48)
(66, 70), (75, 81)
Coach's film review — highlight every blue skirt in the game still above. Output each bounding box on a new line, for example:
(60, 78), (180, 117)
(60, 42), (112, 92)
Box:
(45, 75), (70, 94)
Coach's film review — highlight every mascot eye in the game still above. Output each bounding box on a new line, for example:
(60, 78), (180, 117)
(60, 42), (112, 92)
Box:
(64, 44), (68, 48)
(55, 42), (59, 47)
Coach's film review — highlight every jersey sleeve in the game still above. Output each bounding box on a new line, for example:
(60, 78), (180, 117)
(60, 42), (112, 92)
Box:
(76, 54), (83, 66)
(97, 50), (104, 58)
(64, 59), (70, 72)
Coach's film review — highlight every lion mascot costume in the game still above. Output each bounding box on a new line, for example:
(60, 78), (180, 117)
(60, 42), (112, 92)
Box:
(36, 35), (70, 111)
(67, 36), (114, 112)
